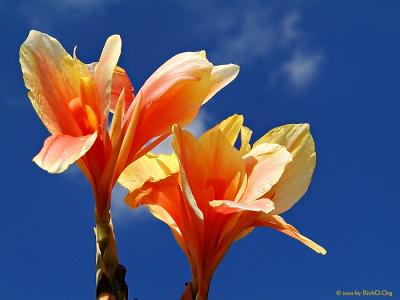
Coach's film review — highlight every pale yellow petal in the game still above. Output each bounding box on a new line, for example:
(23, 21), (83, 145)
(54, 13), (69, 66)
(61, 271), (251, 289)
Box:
(239, 126), (253, 155)
(204, 114), (243, 146)
(119, 152), (178, 192)
(203, 64), (240, 104)
(254, 124), (316, 214)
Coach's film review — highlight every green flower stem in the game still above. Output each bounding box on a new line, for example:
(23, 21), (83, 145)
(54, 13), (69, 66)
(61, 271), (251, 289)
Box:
(95, 210), (128, 300)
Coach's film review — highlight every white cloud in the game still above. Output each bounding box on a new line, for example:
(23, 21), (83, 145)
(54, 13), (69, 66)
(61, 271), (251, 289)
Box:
(281, 12), (302, 45)
(281, 51), (324, 90)
(177, 1), (324, 90)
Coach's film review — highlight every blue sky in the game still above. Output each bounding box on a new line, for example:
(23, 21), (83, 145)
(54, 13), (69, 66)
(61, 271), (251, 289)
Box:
(1, 0), (399, 299)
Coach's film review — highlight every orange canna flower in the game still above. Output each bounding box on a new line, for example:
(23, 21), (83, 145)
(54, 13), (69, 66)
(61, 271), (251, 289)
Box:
(120, 115), (326, 300)
(19, 30), (239, 218)
(20, 31), (239, 297)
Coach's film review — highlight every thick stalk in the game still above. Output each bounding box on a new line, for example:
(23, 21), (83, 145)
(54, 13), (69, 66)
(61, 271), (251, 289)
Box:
(95, 210), (128, 300)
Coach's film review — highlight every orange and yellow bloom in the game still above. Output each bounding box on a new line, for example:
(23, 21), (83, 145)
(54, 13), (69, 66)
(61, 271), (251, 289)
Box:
(19, 30), (239, 218)
(120, 115), (326, 299)
(20, 31), (239, 297)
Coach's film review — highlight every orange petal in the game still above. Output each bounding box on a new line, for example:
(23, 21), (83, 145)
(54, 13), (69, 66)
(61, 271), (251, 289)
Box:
(113, 92), (143, 180)
(110, 66), (134, 113)
(94, 35), (122, 129)
(125, 174), (204, 276)
(255, 214), (326, 254)
(33, 132), (97, 173)
(109, 89), (126, 147)
(19, 30), (87, 135)
(128, 52), (238, 155)
(198, 125), (246, 200)
(172, 125), (206, 218)
(255, 124), (316, 214)
(240, 143), (292, 203)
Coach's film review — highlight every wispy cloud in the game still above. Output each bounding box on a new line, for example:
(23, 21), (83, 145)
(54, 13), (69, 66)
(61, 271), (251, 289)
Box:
(280, 51), (324, 90)
(177, 1), (324, 90)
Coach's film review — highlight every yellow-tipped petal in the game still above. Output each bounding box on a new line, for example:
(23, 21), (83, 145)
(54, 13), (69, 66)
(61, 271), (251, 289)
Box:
(206, 114), (243, 146)
(203, 64), (240, 104)
(119, 152), (178, 192)
(19, 30), (88, 135)
(254, 124), (316, 214)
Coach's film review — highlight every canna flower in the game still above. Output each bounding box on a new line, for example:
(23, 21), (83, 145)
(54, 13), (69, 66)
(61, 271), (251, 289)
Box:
(19, 30), (239, 297)
(119, 115), (326, 300)
(19, 30), (239, 218)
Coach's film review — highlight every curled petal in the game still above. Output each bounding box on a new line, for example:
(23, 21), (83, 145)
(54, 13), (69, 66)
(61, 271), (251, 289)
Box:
(125, 52), (239, 157)
(255, 214), (326, 255)
(240, 143), (292, 203)
(33, 132), (97, 173)
(203, 64), (240, 104)
(255, 124), (316, 214)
